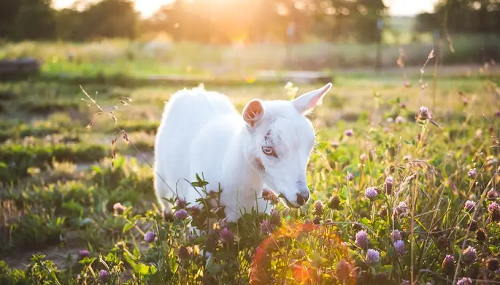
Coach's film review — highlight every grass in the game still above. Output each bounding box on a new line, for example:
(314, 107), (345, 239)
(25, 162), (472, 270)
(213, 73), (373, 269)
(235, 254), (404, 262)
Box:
(0, 46), (500, 284)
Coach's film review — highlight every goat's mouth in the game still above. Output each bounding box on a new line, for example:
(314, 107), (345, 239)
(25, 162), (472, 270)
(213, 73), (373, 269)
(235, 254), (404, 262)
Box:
(278, 194), (300, 208)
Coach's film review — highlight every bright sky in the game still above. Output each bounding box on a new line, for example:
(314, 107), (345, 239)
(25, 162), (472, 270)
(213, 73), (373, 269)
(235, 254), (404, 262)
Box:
(53, 0), (439, 18)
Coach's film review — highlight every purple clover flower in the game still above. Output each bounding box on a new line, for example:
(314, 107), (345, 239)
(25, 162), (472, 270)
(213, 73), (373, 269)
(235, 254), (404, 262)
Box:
(219, 228), (234, 243)
(344, 129), (354, 137)
(366, 249), (380, 265)
(393, 240), (405, 257)
(174, 209), (189, 220)
(391, 230), (402, 242)
(365, 187), (378, 200)
(457, 277), (472, 285)
(144, 231), (156, 243)
(99, 270), (110, 282)
(468, 168), (476, 178)
(355, 230), (370, 249)
(462, 246), (477, 264)
(464, 200), (476, 212)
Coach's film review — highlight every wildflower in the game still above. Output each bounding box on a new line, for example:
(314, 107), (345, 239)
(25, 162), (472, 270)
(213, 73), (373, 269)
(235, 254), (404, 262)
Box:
(313, 216), (321, 225)
(467, 220), (478, 232)
(359, 153), (367, 162)
(457, 278), (472, 285)
(401, 280), (410, 285)
(332, 141), (339, 148)
(393, 240), (405, 256)
(394, 201), (408, 217)
(178, 246), (192, 260)
(487, 257), (499, 271)
(355, 230), (370, 249)
(187, 205), (201, 218)
(336, 259), (352, 282)
(78, 249), (90, 260)
(364, 187), (378, 201)
(328, 195), (341, 210)
(174, 209), (189, 220)
(462, 246), (477, 264)
(262, 188), (280, 204)
(269, 209), (281, 227)
(379, 205), (388, 217)
(390, 230), (402, 242)
(464, 200), (476, 212)
(99, 270), (110, 282)
(366, 249), (380, 265)
(344, 129), (354, 137)
(442, 255), (455, 275)
(144, 231), (156, 243)
(417, 106), (432, 120)
(175, 198), (188, 209)
(437, 235), (449, 250)
(476, 229), (487, 242)
(385, 176), (394, 194)
(488, 202), (500, 221)
(496, 110), (500, 118)
(346, 173), (354, 181)
(113, 203), (126, 214)
(468, 168), (476, 178)
(313, 200), (324, 216)
(260, 220), (273, 235)
(487, 188), (499, 201)
(395, 116), (404, 124)
(219, 228), (234, 243)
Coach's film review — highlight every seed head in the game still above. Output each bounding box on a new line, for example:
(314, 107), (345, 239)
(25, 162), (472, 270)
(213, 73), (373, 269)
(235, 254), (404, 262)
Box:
(262, 188), (280, 204)
(144, 231), (156, 243)
(442, 255), (455, 275)
(178, 246), (192, 260)
(417, 106), (432, 120)
(488, 202), (500, 221)
(394, 201), (409, 217)
(393, 240), (405, 256)
(468, 168), (476, 178)
(464, 200), (476, 212)
(487, 188), (499, 201)
(366, 249), (380, 265)
(328, 195), (341, 210)
(462, 246), (477, 264)
(487, 257), (500, 271)
(219, 228), (234, 243)
(385, 176), (394, 194)
(364, 187), (378, 200)
(467, 219), (478, 232)
(187, 205), (201, 218)
(174, 209), (189, 220)
(391, 230), (402, 242)
(355, 230), (370, 249)
(476, 228), (487, 242)
(313, 200), (324, 216)
(457, 277), (472, 285)
(313, 216), (321, 225)
(99, 270), (110, 282)
(175, 198), (188, 209)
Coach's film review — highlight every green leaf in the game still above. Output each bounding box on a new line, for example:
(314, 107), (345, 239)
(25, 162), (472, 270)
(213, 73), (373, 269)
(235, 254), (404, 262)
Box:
(360, 218), (371, 226)
(123, 222), (134, 233)
(339, 186), (348, 200)
(205, 256), (223, 274)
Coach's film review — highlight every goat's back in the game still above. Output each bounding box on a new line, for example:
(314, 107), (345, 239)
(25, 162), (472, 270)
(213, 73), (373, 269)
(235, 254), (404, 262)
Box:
(154, 87), (239, 210)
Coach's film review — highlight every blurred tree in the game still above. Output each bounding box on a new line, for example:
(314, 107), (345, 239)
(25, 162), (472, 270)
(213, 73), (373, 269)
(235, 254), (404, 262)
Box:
(416, 0), (500, 34)
(80, 0), (138, 40)
(0, 0), (56, 40)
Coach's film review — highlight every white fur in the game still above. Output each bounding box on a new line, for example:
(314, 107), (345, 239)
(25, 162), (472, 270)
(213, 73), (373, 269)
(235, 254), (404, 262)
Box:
(154, 83), (332, 222)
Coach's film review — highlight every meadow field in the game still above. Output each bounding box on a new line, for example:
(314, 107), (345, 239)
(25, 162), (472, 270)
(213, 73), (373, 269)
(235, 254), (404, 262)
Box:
(1, 40), (500, 284)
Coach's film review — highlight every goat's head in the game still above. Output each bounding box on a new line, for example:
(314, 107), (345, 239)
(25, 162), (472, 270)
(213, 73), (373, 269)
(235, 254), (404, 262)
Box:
(241, 83), (332, 208)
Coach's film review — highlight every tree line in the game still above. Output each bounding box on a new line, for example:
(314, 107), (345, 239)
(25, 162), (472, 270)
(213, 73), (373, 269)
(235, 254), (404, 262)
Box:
(0, 0), (499, 44)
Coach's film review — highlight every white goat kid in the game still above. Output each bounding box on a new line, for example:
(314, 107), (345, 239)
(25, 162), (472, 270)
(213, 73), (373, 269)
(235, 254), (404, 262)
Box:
(154, 83), (332, 222)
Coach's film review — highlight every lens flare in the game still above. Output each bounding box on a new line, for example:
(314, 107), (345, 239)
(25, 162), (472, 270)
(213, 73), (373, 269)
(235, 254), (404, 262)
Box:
(250, 219), (356, 284)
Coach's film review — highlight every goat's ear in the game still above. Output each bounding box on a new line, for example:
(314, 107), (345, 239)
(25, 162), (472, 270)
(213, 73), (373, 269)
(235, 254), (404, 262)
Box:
(292, 83), (332, 115)
(242, 99), (265, 128)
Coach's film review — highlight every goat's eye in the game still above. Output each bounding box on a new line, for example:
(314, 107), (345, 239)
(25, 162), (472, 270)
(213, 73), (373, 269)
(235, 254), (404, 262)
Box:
(262, 146), (278, 157)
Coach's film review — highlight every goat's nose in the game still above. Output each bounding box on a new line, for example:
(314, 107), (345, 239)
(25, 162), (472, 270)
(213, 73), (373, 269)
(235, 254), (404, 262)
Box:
(296, 192), (310, 206)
